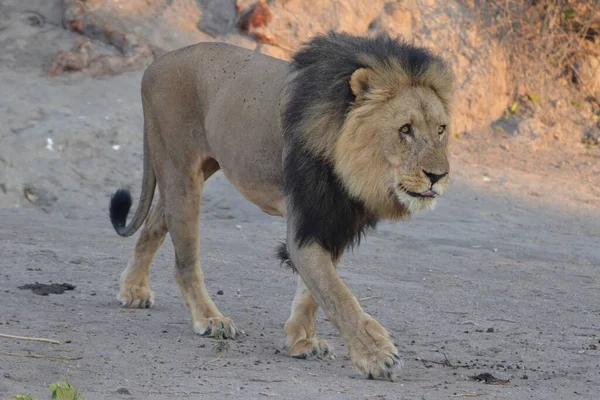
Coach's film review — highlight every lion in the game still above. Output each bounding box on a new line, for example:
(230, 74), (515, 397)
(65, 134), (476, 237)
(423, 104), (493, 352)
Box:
(109, 31), (454, 381)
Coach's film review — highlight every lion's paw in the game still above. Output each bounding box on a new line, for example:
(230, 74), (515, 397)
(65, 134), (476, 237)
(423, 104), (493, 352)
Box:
(347, 316), (402, 381)
(287, 337), (334, 360)
(193, 316), (237, 339)
(117, 284), (155, 308)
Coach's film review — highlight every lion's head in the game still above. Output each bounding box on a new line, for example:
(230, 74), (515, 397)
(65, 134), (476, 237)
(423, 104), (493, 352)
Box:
(282, 32), (455, 258)
(335, 55), (454, 217)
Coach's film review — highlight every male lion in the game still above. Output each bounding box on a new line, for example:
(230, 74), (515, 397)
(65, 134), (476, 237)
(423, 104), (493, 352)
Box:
(109, 31), (454, 381)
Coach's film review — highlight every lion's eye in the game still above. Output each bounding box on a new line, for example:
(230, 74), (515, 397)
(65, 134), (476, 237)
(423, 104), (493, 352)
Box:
(399, 124), (413, 136)
(438, 125), (446, 135)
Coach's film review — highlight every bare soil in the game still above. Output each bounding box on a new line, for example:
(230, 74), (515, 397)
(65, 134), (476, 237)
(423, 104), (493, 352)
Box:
(1, 1), (599, 399)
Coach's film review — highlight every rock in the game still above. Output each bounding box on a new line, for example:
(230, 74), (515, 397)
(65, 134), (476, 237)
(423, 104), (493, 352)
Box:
(197, 0), (237, 36)
(46, 40), (96, 76)
(54, 1), (154, 77)
(23, 184), (57, 210)
(368, 0), (414, 39)
(51, 0), (512, 135)
(237, 0), (273, 34)
(582, 128), (600, 148)
(236, 0), (279, 48)
(517, 118), (546, 141)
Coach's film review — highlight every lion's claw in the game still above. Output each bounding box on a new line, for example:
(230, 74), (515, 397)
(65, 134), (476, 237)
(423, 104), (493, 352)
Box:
(287, 338), (334, 361)
(193, 316), (237, 339)
(117, 284), (155, 308)
(348, 316), (403, 381)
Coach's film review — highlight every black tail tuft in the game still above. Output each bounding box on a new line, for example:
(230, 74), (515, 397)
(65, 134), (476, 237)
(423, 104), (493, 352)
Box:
(109, 189), (132, 234)
(276, 242), (296, 273)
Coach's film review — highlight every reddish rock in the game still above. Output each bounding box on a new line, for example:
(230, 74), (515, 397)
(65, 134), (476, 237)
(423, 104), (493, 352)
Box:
(237, 0), (273, 34)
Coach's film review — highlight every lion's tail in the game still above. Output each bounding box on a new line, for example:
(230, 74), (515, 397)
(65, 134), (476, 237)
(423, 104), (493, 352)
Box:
(109, 134), (156, 237)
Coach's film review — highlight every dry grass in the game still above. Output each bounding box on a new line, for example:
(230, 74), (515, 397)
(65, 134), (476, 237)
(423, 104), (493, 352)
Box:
(464, 0), (600, 102)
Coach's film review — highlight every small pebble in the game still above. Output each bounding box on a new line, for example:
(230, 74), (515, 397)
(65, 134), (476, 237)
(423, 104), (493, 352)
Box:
(116, 387), (131, 395)
(217, 290), (224, 295)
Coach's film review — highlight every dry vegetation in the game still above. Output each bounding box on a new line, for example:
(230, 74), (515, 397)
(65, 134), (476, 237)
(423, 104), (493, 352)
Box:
(460, 0), (600, 146)
(469, 0), (599, 99)
(46, 1), (599, 147)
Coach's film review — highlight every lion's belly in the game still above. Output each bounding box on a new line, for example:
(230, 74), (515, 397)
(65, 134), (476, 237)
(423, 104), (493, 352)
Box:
(220, 169), (287, 217)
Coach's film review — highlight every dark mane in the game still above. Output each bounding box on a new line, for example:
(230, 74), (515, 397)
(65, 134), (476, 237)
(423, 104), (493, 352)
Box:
(284, 32), (444, 142)
(280, 31), (447, 260)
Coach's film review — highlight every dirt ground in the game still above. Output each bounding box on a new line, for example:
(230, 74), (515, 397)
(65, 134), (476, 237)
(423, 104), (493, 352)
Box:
(1, 1), (600, 399)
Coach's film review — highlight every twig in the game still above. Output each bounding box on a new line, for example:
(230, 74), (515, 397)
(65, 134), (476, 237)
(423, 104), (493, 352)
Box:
(418, 358), (445, 366)
(263, 34), (295, 53)
(0, 333), (62, 344)
(440, 351), (458, 369)
(141, 390), (220, 395)
(451, 393), (484, 398)
(249, 378), (285, 383)
(579, 352), (600, 357)
(0, 350), (82, 361)
(487, 318), (517, 323)
(358, 296), (379, 302)
(417, 351), (467, 369)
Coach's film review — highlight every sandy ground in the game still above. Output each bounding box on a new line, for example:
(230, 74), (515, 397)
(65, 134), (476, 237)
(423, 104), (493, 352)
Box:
(2, 170), (600, 400)
(1, 1), (600, 399)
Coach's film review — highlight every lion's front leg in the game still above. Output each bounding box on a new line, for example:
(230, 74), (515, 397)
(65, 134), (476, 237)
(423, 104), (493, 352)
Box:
(284, 276), (334, 360)
(286, 224), (401, 381)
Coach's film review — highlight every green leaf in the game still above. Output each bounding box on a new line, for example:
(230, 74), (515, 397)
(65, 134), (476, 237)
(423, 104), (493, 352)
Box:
(528, 93), (541, 104)
(15, 394), (34, 400)
(49, 379), (82, 400)
(509, 101), (518, 113)
(564, 9), (575, 20)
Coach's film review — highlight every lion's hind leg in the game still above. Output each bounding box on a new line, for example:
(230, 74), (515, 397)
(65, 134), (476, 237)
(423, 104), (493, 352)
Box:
(284, 276), (334, 360)
(118, 196), (167, 308)
(164, 159), (236, 339)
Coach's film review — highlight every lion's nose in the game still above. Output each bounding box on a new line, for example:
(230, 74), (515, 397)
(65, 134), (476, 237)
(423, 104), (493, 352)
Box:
(423, 170), (447, 185)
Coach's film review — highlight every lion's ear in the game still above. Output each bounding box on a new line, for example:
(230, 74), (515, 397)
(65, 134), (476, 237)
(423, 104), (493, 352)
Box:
(349, 68), (372, 97)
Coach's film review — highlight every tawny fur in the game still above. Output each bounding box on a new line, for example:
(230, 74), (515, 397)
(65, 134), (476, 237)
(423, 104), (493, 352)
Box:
(108, 32), (455, 381)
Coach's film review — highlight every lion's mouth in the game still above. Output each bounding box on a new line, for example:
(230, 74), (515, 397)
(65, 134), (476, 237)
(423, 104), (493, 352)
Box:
(405, 189), (437, 199)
